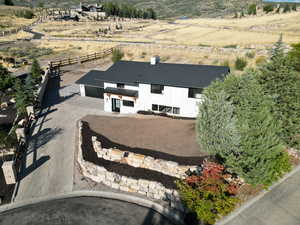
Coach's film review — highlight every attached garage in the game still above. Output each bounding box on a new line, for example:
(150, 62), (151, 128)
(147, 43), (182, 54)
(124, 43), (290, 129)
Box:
(84, 85), (104, 98)
(76, 70), (106, 99)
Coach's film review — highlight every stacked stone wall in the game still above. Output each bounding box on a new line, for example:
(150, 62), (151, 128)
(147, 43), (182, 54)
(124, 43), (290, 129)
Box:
(78, 121), (192, 211)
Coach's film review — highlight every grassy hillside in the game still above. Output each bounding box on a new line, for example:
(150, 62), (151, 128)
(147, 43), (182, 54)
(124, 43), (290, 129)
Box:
(4, 0), (261, 18)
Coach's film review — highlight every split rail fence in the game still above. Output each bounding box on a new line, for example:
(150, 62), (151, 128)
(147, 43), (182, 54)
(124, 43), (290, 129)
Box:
(49, 47), (115, 68)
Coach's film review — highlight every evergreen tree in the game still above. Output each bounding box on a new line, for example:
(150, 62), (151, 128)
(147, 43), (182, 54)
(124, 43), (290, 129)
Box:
(247, 4), (257, 15)
(256, 37), (300, 148)
(13, 76), (36, 117)
(4, 0), (14, 6)
(0, 64), (15, 92)
(197, 90), (241, 164)
(202, 72), (291, 186)
(31, 58), (42, 84)
(288, 43), (300, 72)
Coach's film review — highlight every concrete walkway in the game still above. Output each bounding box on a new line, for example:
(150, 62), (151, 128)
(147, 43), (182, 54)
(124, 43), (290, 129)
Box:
(14, 74), (114, 201)
(223, 169), (300, 225)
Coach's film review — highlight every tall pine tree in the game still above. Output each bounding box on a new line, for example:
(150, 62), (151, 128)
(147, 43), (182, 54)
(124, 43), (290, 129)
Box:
(256, 36), (300, 148)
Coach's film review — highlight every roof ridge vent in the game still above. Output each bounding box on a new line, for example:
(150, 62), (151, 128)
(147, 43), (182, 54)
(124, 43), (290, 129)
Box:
(150, 56), (160, 65)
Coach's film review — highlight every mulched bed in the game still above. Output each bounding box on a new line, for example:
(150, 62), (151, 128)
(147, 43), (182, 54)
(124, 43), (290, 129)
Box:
(81, 121), (178, 189)
(82, 115), (208, 165)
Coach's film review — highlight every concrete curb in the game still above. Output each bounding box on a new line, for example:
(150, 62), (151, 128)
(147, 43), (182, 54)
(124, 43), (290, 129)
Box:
(216, 164), (300, 225)
(0, 190), (185, 225)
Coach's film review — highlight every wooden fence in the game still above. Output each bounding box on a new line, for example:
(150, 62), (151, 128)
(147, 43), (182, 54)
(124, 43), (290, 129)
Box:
(49, 48), (114, 68)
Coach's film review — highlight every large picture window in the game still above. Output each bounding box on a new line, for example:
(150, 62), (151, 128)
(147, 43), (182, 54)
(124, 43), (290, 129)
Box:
(123, 100), (134, 107)
(188, 88), (202, 98)
(151, 84), (164, 94)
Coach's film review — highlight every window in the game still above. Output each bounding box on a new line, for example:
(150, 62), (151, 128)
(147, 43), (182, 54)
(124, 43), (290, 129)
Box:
(151, 84), (164, 94)
(117, 83), (125, 88)
(188, 88), (202, 98)
(173, 107), (180, 114)
(159, 105), (165, 112)
(158, 105), (172, 113)
(152, 104), (158, 111)
(123, 100), (134, 107)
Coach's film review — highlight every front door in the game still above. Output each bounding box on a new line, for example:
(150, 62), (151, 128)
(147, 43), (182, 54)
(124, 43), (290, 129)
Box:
(112, 98), (120, 112)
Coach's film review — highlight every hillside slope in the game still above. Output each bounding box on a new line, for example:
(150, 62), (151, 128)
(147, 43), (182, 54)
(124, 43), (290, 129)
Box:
(7, 0), (260, 18)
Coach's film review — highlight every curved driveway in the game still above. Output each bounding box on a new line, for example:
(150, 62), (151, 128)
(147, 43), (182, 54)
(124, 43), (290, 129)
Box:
(0, 197), (174, 225)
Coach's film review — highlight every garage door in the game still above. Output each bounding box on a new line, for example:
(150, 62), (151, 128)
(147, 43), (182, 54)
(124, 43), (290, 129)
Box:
(85, 86), (104, 99)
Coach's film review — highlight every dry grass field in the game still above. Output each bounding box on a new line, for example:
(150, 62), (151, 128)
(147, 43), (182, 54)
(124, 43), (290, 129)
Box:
(34, 19), (151, 38)
(2, 10), (300, 72)
(118, 12), (300, 47)
(0, 6), (35, 32)
(33, 11), (300, 48)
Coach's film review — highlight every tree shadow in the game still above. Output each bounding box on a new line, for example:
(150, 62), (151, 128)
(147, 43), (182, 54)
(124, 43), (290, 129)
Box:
(27, 127), (63, 156)
(41, 76), (79, 108)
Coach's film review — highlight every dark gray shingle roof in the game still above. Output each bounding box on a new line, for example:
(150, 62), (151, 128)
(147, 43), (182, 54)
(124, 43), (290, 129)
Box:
(76, 61), (229, 88)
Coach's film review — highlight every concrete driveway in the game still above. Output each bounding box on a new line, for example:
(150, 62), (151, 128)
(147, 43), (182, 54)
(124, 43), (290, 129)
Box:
(14, 73), (113, 201)
(223, 169), (300, 225)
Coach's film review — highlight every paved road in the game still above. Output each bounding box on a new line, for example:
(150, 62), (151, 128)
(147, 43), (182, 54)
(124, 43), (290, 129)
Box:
(14, 74), (113, 201)
(0, 197), (174, 225)
(223, 169), (300, 225)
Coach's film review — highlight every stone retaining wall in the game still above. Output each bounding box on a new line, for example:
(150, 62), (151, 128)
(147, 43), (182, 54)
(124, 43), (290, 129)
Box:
(77, 121), (185, 211)
(92, 136), (199, 178)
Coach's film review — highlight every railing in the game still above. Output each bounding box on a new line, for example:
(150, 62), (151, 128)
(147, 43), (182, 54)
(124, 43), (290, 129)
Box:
(49, 47), (114, 68)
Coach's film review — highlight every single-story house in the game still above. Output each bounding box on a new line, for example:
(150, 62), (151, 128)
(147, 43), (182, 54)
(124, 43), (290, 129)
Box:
(76, 57), (230, 118)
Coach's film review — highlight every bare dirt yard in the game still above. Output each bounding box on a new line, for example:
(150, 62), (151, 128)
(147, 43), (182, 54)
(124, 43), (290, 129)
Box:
(82, 115), (205, 160)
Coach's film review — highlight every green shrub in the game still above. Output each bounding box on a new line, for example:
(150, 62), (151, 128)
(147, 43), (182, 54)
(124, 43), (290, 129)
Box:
(0, 64), (15, 92)
(223, 44), (237, 48)
(14, 10), (35, 19)
(13, 77), (36, 116)
(263, 4), (274, 13)
(111, 49), (124, 63)
(220, 60), (230, 67)
(0, 129), (17, 149)
(31, 58), (42, 84)
(288, 42), (300, 71)
(292, 4), (297, 11)
(198, 43), (211, 47)
(245, 51), (255, 59)
(247, 4), (257, 15)
(255, 56), (267, 65)
(283, 4), (291, 13)
(234, 57), (247, 70)
(176, 161), (240, 225)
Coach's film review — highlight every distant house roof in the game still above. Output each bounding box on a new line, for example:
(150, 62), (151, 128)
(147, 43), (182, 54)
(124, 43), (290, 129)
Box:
(76, 61), (229, 89)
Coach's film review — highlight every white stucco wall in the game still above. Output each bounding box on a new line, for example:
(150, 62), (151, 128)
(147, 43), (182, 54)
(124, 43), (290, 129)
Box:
(104, 93), (137, 114)
(103, 82), (202, 118)
(138, 84), (202, 118)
